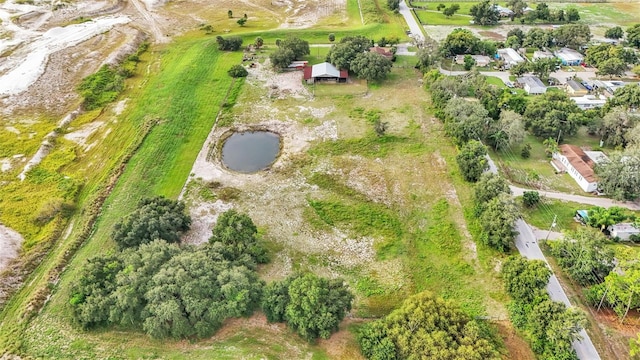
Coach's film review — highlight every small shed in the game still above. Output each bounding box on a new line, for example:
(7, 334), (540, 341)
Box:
(303, 62), (348, 84)
(370, 46), (394, 60)
(608, 223), (640, 241)
(566, 80), (588, 96)
(287, 60), (308, 70)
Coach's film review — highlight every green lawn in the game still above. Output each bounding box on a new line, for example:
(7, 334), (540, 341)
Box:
(519, 198), (584, 232)
(485, 76), (506, 88)
(415, 9), (473, 26)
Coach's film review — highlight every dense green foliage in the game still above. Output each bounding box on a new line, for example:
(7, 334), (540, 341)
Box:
(216, 36), (243, 51)
(327, 35), (374, 71)
(474, 173), (510, 213)
(456, 140), (488, 182)
(112, 196), (191, 249)
(522, 191), (540, 208)
(627, 24), (640, 48)
(358, 291), (500, 360)
(523, 91), (582, 140)
(470, 0), (499, 26)
(351, 52), (393, 82)
(270, 36), (310, 70)
(598, 107), (640, 148)
(595, 148), (640, 201)
(262, 273), (353, 342)
(588, 259), (640, 321)
(502, 257), (585, 359)
(77, 65), (125, 111)
(586, 206), (629, 230)
(479, 193), (518, 251)
(227, 64), (248, 78)
(71, 210), (267, 339)
(548, 228), (614, 286)
(605, 26), (624, 39)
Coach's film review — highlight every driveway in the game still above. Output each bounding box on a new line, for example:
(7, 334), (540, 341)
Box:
(398, 0), (424, 43)
(510, 186), (640, 211)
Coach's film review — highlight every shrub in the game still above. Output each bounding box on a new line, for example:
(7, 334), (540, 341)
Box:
(227, 64), (248, 78)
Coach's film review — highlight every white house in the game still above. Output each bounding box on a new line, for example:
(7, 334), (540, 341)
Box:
(607, 223), (640, 241)
(552, 144), (608, 192)
(497, 48), (525, 68)
(517, 75), (547, 95)
(533, 50), (554, 60)
(572, 95), (607, 109)
(455, 55), (492, 67)
(554, 47), (584, 66)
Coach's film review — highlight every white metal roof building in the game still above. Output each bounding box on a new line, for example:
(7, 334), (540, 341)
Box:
(572, 95), (606, 110)
(554, 48), (584, 65)
(517, 75), (547, 95)
(608, 223), (640, 241)
(311, 62), (340, 78)
(497, 48), (525, 68)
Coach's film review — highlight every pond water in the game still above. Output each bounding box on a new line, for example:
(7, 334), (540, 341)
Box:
(221, 131), (281, 173)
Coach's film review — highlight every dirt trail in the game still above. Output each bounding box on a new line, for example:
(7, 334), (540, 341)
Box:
(129, 0), (168, 43)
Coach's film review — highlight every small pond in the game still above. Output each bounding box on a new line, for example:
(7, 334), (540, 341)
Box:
(221, 131), (281, 173)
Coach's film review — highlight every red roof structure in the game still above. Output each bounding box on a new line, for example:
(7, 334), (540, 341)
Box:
(558, 144), (597, 182)
(369, 46), (393, 59)
(303, 66), (313, 80)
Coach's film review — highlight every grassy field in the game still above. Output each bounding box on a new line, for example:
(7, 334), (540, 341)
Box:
(519, 198), (584, 232)
(2, 43), (525, 357)
(415, 9), (473, 26)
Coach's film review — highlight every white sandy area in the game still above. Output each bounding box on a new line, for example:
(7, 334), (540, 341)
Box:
(64, 121), (104, 148)
(0, 159), (11, 172)
(0, 15), (130, 95)
(0, 223), (23, 271)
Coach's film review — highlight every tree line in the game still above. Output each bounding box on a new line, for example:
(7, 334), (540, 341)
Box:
(70, 198), (353, 341)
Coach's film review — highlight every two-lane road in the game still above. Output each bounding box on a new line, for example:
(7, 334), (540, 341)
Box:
(398, 0), (424, 43)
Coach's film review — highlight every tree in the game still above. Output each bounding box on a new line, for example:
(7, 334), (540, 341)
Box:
(227, 64), (248, 78)
(597, 259), (640, 321)
(598, 58), (627, 78)
(269, 48), (295, 71)
(521, 143), (531, 158)
(586, 44), (637, 69)
(358, 292), (500, 360)
(524, 28), (553, 49)
(387, 0), (399, 11)
(553, 24), (591, 49)
(548, 228), (614, 286)
(502, 256), (551, 302)
(626, 123), (640, 149)
(328, 33), (335, 42)
(489, 110), (525, 151)
(470, 0), (500, 25)
(535, 2), (550, 21)
(415, 46), (439, 72)
(262, 274), (299, 323)
(599, 107), (640, 148)
(350, 52), (393, 82)
(70, 255), (123, 328)
(327, 36), (373, 71)
(280, 36), (310, 59)
(480, 193), (519, 251)
(507, 0), (527, 18)
(605, 26), (624, 39)
(209, 209), (268, 264)
(436, 3), (446, 11)
(566, 7), (580, 22)
(456, 140), (489, 182)
(530, 57), (560, 81)
(627, 24), (640, 48)
(216, 36), (243, 51)
(523, 91), (582, 140)
(228, 9), (233, 18)
(554, 9), (565, 23)
(112, 197), (191, 250)
(444, 98), (492, 144)
(505, 35), (521, 49)
(587, 206), (629, 230)
(522, 191), (540, 207)
(284, 273), (353, 341)
(439, 28), (480, 57)
(142, 249), (263, 339)
(510, 61), (530, 77)
(478, 40), (497, 56)
(463, 54), (475, 70)
(474, 173), (510, 215)
(606, 83), (640, 110)
(254, 36), (264, 49)
(443, 4), (460, 17)
(543, 137), (559, 157)
(237, 18), (247, 26)
(595, 147), (640, 200)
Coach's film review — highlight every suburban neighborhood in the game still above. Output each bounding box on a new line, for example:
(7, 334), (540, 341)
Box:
(0, 0), (639, 359)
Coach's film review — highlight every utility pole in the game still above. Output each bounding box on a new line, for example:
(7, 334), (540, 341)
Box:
(545, 214), (557, 241)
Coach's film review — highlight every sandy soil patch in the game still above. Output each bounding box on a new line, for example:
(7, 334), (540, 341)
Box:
(247, 61), (311, 100)
(0, 223), (23, 272)
(0, 159), (12, 172)
(276, 0), (346, 29)
(64, 121), (105, 149)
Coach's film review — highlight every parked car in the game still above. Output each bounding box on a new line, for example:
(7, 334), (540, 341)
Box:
(505, 81), (514, 88)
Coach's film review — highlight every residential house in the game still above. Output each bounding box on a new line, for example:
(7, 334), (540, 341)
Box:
(303, 62), (348, 84)
(572, 95), (606, 110)
(492, 4), (514, 17)
(593, 80), (627, 96)
(454, 54), (492, 67)
(533, 50), (554, 60)
(497, 48), (525, 69)
(517, 75), (547, 95)
(554, 47), (584, 66)
(552, 144), (608, 192)
(566, 80), (588, 96)
(607, 223), (640, 241)
(369, 46), (394, 60)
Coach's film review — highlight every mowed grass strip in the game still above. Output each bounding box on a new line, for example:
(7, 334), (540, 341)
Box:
(0, 39), (241, 352)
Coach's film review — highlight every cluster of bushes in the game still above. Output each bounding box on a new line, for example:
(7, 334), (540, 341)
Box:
(502, 256), (586, 359)
(77, 42), (149, 110)
(269, 36), (310, 70)
(357, 291), (501, 360)
(216, 35), (243, 51)
(70, 200), (352, 341)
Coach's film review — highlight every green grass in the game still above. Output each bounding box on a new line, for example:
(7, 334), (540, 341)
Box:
(485, 76), (506, 88)
(415, 10), (473, 26)
(519, 198), (584, 232)
(547, 2), (640, 26)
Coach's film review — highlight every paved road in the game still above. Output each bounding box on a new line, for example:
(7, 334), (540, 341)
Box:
(438, 67), (603, 87)
(398, 0), (424, 43)
(510, 185), (640, 211)
(514, 220), (601, 360)
(485, 155), (601, 360)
